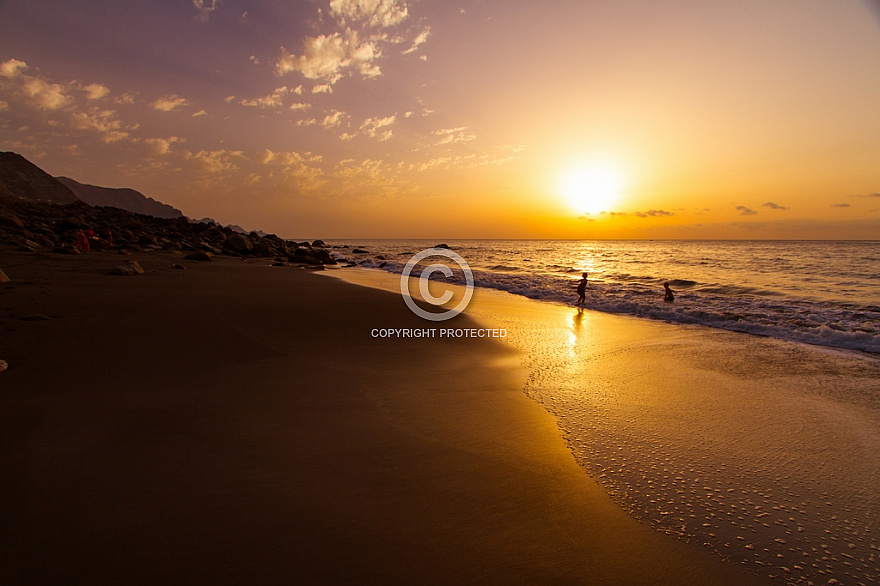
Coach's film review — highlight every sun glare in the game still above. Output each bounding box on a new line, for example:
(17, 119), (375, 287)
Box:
(559, 164), (623, 215)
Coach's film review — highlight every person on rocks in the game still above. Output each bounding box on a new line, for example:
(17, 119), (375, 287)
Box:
(76, 229), (90, 252)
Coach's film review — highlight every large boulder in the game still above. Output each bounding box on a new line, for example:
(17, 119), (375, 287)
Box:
(185, 251), (213, 261)
(224, 233), (253, 254)
(109, 260), (144, 276)
(0, 268), (9, 283)
(310, 248), (337, 265)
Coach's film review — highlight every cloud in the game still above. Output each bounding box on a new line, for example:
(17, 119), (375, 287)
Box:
(831, 203), (851, 208)
(151, 95), (189, 112)
(762, 201), (789, 210)
(81, 83), (110, 100)
(192, 109), (208, 117)
(402, 27), (430, 54)
(69, 110), (128, 142)
(849, 193), (880, 198)
(294, 109), (347, 130)
(321, 110), (346, 128)
(140, 136), (182, 156)
(0, 59), (27, 78)
(193, 0), (219, 21)
(275, 1), (422, 86)
(0, 100), (8, 111)
(633, 209), (674, 218)
(276, 30), (380, 84)
(184, 149), (243, 174)
(254, 149), (321, 166)
(736, 205), (757, 216)
(312, 84), (333, 94)
(359, 115), (395, 140)
(21, 78), (72, 110)
(239, 86), (291, 108)
(329, 0), (409, 29)
(289, 102), (311, 111)
(433, 127), (476, 145)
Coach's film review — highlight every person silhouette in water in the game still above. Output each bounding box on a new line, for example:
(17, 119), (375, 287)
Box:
(576, 272), (588, 305)
(663, 282), (675, 302)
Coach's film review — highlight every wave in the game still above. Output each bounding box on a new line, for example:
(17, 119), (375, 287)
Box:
(330, 245), (880, 355)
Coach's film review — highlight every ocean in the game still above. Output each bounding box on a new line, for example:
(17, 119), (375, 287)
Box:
(327, 239), (880, 354)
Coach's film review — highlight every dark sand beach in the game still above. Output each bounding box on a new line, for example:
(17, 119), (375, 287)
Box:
(0, 251), (767, 584)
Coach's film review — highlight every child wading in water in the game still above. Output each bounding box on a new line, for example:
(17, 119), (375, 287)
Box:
(663, 282), (675, 302)
(576, 272), (588, 305)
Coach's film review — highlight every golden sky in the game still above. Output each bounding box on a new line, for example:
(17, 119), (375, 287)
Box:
(1, 0), (879, 239)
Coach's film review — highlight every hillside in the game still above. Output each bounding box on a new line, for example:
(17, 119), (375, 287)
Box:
(57, 177), (183, 219)
(0, 152), (79, 205)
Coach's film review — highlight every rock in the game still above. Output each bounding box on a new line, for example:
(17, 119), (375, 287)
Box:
(272, 261), (288, 267)
(53, 218), (82, 233)
(224, 233), (253, 254)
(0, 269), (9, 283)
(251, 242), (275, 257)
(171, 263), (186, 270)
(311, 239), (326, 248)
(185, 251), (213, 261)
(310, 248), (337, 265)
(300, 264), (325, 271)
(53, 245), (80, 255)
(109, 260), (144, 276)
(434, 243), (451, 249)
(353, 248), (368, 254)
(0, 212), (25, 230)
(0, 359), (7, 372)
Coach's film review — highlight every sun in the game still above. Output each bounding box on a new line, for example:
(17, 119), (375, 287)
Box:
(558, 164), (624, 214)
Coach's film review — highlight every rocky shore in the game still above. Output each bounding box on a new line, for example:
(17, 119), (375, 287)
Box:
(0, 197), (336, 267)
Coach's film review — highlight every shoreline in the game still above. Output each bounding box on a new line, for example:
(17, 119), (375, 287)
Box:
(0, 251), (764, 584)
(329, 266), (880, 584)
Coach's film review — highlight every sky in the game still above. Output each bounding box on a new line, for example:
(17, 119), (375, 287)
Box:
(1, 0), (879, 239)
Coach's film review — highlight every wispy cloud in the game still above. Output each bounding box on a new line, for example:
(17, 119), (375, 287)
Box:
(831, 203), (851, 208)
(329, 0), (409, 29)
(736, 205), (757, 216)
(433, 127), (476, 145)
(239, 86), (292, 108)
(69, 110), (129, 142)
(151, 95), (189, 112)
(402, 27), (430, 54)
(762, 201), (789, 210)
(193, 0), (219, 22)
(634, 209), (674, 218)
(358, 115), (396, 140)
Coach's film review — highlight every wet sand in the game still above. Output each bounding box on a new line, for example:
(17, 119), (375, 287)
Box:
(0, 252), (764, 584)
(335, 267), (880, 584)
